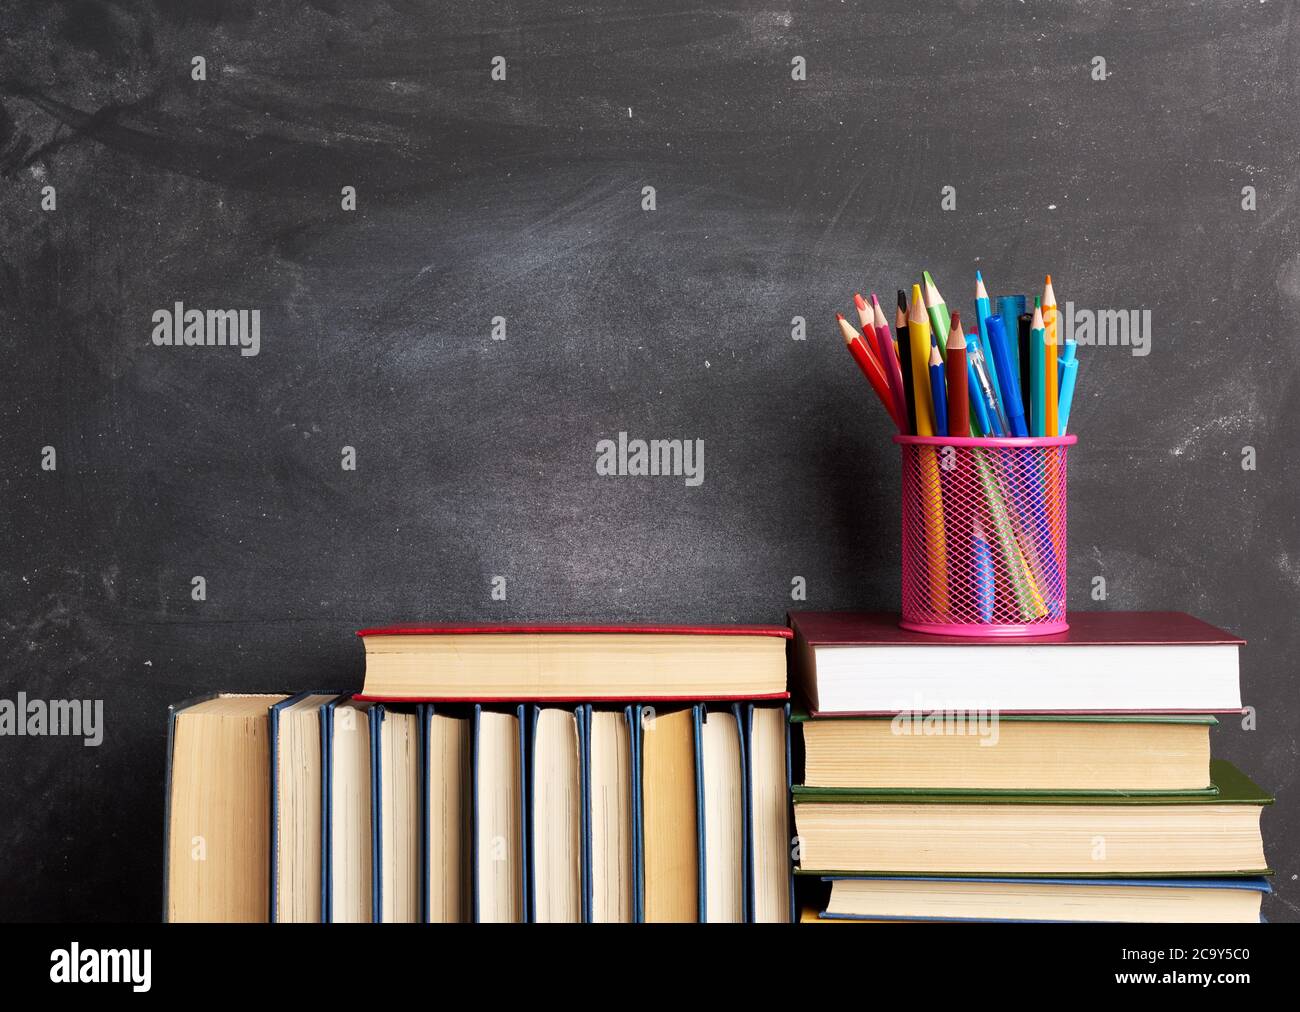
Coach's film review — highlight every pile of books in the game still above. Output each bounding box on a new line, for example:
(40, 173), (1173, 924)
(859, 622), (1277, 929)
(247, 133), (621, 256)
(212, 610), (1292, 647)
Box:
(163, 624), (796, 922)
(789, 611), (1272, 922)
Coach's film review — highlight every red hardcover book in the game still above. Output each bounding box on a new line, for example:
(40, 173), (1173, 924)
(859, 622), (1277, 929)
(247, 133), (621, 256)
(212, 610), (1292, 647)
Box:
(790, 611), (1244, 716)
(355, 624), (792, 702)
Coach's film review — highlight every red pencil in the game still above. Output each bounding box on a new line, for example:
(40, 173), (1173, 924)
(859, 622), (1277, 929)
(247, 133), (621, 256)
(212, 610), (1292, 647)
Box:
(837, 313), (903, 431)
(853, 293), (882, 361)
(946, 311), (971, 437)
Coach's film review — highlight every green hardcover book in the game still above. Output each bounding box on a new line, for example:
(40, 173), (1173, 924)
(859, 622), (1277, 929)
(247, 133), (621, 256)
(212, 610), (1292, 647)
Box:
(793, 760), (1271, 878)
(791, 711), (1219, 796)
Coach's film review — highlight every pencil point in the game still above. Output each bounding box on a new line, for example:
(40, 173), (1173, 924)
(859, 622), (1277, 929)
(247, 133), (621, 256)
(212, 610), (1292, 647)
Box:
(853, 292), (867, 311)
(975, 269), (983, 282)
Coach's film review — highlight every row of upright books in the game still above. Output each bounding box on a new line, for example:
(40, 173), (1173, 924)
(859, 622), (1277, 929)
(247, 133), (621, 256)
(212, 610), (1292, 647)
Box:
(164, 613), (1273, 923)
(163, 624), (796, 922)
(788, 611), (1272, 923)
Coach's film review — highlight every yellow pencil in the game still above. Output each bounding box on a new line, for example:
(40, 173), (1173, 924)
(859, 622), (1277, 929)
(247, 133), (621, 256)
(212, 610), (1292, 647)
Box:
(907, 284), (935, 436)
(1043, 274), (1059, 436)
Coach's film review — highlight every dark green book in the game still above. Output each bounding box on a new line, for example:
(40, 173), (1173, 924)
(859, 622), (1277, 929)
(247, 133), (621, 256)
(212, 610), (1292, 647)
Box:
(794, 760), (1271, 878)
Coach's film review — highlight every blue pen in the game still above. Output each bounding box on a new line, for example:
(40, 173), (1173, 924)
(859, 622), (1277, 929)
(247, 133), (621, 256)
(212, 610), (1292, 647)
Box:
(972, 359), (987, 434)
(1059, 358), (1079, 434)
(1058, 338), (1077, 384)
(985, 315), (1028, 437)
(967, 338), (1006, 435)
(971, 517), (995, 622)
(928, 339), (948, 437)
(998, 294), (1027, 379)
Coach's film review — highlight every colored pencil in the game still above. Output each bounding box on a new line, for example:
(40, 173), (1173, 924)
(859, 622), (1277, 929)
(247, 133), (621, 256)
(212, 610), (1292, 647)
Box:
(838, 313), (902, 431)
(907, 285), (936, 436)
(928, 338), (948, 437)
(921, 270), (951, 354)
(872, 293), (909, 434)
(895, 290), (917, 435)
(853, 293), (882, 361)
(1030, 301), (1047, 437)
(1043, 274), (1060, 436)
(1017, 311), (1033, 419)
(945, 312), (970, 437)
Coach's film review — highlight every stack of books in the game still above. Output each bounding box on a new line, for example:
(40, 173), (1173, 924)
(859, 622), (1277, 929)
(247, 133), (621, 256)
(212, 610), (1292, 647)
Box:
(789, 611), (1273, 923)
(163, 624), (797, 923)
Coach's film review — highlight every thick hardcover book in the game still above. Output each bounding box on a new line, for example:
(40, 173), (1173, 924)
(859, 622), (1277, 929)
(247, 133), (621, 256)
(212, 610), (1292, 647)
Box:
(322, 694), (373, 922)
(527, 705), (588, 923)
(744, 703), (796, 923)
(792, 712), (1219, 796)
(793, 760), (1271, 878)
(354, 624), (792, 702)
(472, 703), (528, 922)
(817, 876), (1272, 923)
(370, 704), (423, 923)
(423, 704), (472, 922)
(269, 691), (340, 923)
(584, 705), (636, 923)
(790, 611), (1243, 715)
(164, 693), (286, 923)
(636, 705), (702, 922)
(695, 703), (748, 923)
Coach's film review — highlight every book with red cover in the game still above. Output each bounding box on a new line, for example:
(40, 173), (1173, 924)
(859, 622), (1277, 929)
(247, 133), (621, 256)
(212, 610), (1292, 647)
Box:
(790, 611), (1244, 716)
(355, 624), (792, 703)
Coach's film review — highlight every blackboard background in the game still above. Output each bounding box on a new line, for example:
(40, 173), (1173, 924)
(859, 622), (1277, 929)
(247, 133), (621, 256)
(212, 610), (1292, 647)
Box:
(2, 1), (1296, 922)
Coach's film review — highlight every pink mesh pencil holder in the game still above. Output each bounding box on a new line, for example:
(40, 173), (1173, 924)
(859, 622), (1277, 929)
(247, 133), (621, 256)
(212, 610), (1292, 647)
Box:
(894, 434), (1077, 637)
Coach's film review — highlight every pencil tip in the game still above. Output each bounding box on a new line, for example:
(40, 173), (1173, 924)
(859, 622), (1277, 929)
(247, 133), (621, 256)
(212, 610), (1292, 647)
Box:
(1045, 274), (1053, 285)
(975, 269), (983, 281)
(835, 312), (845, 320)
(853, 292), (867, 310)
(870, 292), (881, 308)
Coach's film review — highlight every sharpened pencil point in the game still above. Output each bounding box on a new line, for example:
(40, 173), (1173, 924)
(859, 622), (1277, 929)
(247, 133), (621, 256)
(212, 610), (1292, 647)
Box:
(853, 293), (867, 311)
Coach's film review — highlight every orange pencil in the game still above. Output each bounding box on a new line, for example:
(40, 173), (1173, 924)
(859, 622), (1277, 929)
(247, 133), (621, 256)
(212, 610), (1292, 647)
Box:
(837, 313), (903, 431)
(1043, 274), (1059, 436)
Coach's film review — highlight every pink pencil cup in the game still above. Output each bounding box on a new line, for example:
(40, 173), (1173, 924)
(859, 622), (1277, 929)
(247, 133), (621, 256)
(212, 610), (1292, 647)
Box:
(894, 434), (1077, 638)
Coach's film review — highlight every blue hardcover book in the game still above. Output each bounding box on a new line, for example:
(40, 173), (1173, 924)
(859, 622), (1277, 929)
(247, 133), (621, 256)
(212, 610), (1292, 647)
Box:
(423, 704), (472, 922)
(471, 703), (528, 922)
(583, 705), (636, 923)
(695, 703), (748, 923)
(818, 875), (1273, 923)
(321, 694), (373, 922)
(369, 704), (424, 923)
(742, 702), (795, 923)
(269, 691), (340, 923)
(527, 705), (587, 922)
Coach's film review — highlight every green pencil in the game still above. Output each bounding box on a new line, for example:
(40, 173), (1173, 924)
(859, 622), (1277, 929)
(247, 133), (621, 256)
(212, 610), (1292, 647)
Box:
(922, 270), (951, 355)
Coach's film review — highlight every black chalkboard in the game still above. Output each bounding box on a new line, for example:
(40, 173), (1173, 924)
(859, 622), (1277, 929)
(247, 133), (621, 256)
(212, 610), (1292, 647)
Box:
(1, 1), (1294, 922)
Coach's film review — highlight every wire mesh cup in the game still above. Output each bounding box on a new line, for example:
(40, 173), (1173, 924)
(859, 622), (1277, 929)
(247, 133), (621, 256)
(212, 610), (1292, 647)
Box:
(894, 434), (1077, 637)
